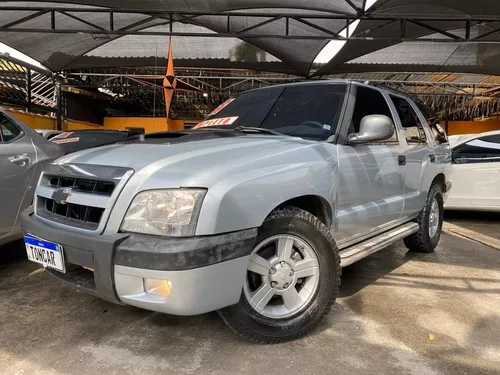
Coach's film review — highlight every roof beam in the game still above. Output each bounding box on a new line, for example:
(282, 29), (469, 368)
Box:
(3, 27), (500, 43)
(59, 11), (107, 31)
(0, 9), (49, 29)
(343, 0), (363, 15)
(291, 17), (342, 38)
(235, 16), (284, 34)
(406, 19), (463, 40)
(0, 7), (500, 43)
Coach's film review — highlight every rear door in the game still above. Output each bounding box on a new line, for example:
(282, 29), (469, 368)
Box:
(0, 114), (37, 235)
(387, 95), (433, 219)
(336, 85), (405, 245)
(449, 134), (500, 209)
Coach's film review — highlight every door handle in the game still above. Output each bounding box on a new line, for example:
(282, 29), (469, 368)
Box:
(8, 153), (30, 166)
(429, 154), (436, 163)
(398, 155), (406, 166)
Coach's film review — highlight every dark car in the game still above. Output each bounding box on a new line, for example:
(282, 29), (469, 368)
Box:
(0, 110), (62, 245)
(50, 129), (140, 154)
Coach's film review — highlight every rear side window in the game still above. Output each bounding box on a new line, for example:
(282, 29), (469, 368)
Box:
(52, 131), (129, 154)
(416, 102), (448, 144)
(0, 114), (22, 143)
(390, 96), (427, 144)
(452, 134), (500, 164)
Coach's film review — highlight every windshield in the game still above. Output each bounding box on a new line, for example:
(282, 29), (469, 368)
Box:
(194, 83), (347, 141)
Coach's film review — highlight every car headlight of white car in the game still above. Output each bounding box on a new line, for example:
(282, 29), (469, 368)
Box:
(121, 189), (206, 237)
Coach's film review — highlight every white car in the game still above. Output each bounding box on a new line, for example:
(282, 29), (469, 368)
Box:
(446, 130), (500, 211)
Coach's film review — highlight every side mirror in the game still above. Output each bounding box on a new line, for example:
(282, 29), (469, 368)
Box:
(348, 115), (395, 145)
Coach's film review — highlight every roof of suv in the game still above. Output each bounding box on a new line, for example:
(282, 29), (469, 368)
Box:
(240, 79), (413, 99)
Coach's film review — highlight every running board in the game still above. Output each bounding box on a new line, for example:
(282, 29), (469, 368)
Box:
(340, 222), (419, 267)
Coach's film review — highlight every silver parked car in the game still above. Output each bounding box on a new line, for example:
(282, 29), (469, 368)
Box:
(0, 110), (61, 246)
(21, 81), (451, 343)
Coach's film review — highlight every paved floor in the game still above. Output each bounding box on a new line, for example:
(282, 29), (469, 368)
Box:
(1, 216), (499, 375)
(445, 210), (500, 240)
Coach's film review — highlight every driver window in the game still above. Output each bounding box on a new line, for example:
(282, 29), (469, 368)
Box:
(0, 114), (22, 143)
(350, 86), (398, 143)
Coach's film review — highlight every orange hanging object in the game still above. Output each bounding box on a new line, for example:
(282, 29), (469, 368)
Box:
(133, 38), (205, 120)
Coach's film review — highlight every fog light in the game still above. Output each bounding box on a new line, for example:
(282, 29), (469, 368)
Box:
(144, 278), (172, 298)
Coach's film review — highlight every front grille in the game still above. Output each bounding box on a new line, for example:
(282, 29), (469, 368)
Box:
(37, 197), (104, 230)
(47, 175), (115, 196)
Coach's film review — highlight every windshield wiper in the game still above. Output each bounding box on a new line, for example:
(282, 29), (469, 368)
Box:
(233, 126), (283, 135)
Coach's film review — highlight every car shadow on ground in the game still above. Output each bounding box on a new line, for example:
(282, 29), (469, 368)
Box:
(338, 241), (418, 298)
(444, 210), (500, 223)
(0, 240), (26, 267)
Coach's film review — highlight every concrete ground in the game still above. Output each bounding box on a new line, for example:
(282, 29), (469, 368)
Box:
(1, 215), (499, 375)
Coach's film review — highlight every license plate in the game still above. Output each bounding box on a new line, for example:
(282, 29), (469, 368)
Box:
(24, 235), (66, 273)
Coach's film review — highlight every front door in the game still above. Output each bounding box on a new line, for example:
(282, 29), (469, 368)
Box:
(335, 85), (405, 246)
(0, 114), (36, 235)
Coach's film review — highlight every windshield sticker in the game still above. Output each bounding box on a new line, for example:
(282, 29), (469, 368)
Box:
(52, 132), (73, 139)
(193, 116), (239, 129)
(323, 124), (331, 131)
(209, 98), (235, 116)
(53, 137), (80, 144)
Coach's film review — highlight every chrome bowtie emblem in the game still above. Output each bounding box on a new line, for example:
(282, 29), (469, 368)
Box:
(52, 188), (72, 205)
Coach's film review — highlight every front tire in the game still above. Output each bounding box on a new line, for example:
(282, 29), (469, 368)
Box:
(404, 184), (444, 253)
(218, 207), (341, 344)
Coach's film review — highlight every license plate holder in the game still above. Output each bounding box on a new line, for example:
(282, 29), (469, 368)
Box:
(24, 234), (66, 273)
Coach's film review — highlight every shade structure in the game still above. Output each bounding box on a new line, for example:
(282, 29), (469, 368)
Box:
(0, 0), (499, 77)
(0, 0), (363, 75)
(315, 0), (500, 75)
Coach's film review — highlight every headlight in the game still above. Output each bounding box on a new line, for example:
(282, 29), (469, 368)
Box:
(121, 189), (206, 237)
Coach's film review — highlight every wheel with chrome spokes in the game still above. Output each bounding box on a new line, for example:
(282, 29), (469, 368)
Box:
(244, 234), (320, 319)
(218, 207), (341, 344)
(428, 198), (440, 238)
(404, 183), (444, 253)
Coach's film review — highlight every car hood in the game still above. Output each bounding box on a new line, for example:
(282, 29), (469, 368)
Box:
(53, 132), (320, 188)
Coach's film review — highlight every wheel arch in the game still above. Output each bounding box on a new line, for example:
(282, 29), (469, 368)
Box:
(272, 195), (333, 228)
(431, 173), (446, 192)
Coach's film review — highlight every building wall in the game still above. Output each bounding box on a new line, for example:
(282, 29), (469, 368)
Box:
(448, 118), (500, 135)
(3, 108), (184, 133)
(103, 117), (184, 133)
(5, 107), (500, 136)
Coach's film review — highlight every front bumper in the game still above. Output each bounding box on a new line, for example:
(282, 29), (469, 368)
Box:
(21, 210), (257, 315)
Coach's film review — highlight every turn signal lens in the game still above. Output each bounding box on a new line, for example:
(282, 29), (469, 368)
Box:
(144, 278), (172, 298)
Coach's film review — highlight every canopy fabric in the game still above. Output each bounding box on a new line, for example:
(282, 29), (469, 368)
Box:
(328, 42), (500, 77)
(0, 1), (362, 75)
(315, 0), (500, 75)
(0, 1), (499, 77)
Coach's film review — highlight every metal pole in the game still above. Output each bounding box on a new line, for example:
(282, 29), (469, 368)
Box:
(56, 82), (63, 130)
(26, 68), (32, 112)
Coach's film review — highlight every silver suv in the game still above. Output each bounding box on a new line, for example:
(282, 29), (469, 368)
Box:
(21, 81), (451, 343)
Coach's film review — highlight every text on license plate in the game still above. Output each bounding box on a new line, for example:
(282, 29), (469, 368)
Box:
(24, 235), (66, 273)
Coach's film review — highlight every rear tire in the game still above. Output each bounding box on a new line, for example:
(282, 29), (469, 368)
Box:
(404, 184), (444, 253)
(218, 207), (341, 344)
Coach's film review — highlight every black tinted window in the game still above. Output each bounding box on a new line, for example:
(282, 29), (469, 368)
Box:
(453, 134), (500, 164)
(204, 87), (283, 128)
(195, 84), (347, 141)
(391, 96), (427, 144)
(0, 114), (21, 142)
(52, 131), (129, 153)
(416, 102), (448, 144)
(350, 86), (397, 142)
(260, 85), (346, 140)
